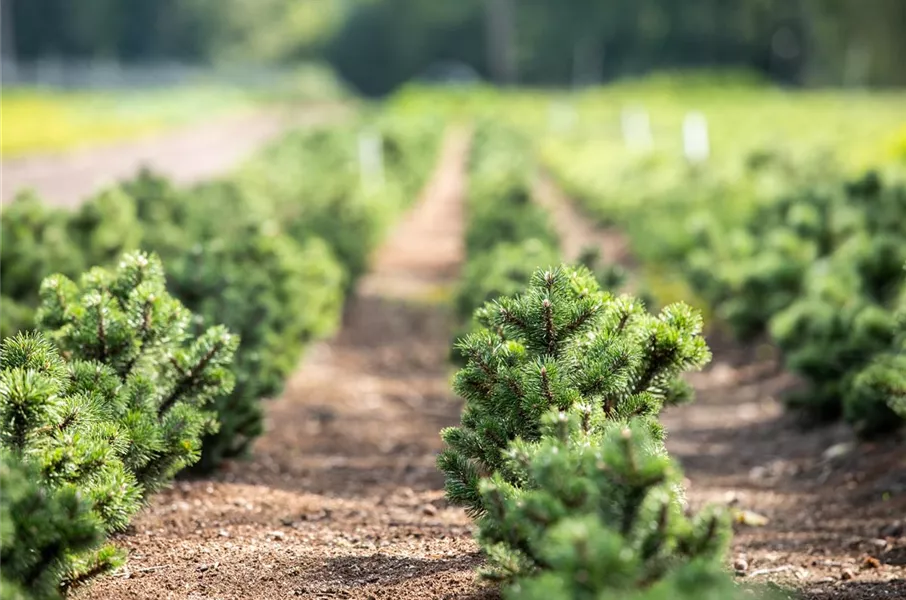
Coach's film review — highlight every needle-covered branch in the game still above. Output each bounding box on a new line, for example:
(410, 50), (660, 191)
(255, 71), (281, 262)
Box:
(0, 251), (238, 596)
(439, 265), (710, 515)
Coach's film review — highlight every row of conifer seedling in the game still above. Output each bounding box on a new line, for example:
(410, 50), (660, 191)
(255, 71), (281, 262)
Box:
(439, 122), (782, 599)
(2, 115), (781, 599)
(542, 124), (906, 440)
(0, 115), (443, 598)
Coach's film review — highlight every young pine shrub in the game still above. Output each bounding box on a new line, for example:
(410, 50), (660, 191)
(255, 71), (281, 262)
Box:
(120, 171), (347, 470)
(0, 333), (140, 592)
(438, 265), (711, 515)
(682, 170), (906, 343)
(478, 408), (733, 597)
(770, 293), (897, 426)
(847, 170), (906, 237)
(511, 559), (771, 600)
(0, 452), (106, 600)
(851, 353), (906, 424)
(713, 229), (819, 340)
(0, 252), (237, 594)
(770, 246), (906, 433)
(0, 192), (80, 338)
(35, 251), (238, 489)
(163, 225), (344, 471)
(849, 286), (906, 425)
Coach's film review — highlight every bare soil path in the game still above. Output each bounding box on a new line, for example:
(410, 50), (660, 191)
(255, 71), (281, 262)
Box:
(2, 103), (348, 208)
(78, 127), (494, 600)
(534, 174), (906, 600)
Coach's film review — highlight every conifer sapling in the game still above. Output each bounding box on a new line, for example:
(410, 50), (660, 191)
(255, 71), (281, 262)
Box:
(0, 333), (137, 591)
(0, 452), (105, 600)
(850, 287), (906, 423)
(438, 265), (711, 514)
(0, 252), (238, 594)
(35, 251), (238, 493)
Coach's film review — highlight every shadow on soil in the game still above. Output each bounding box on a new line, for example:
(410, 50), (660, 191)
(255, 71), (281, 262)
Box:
(806, 580), (906, 599)
(305, 551), (497, 594)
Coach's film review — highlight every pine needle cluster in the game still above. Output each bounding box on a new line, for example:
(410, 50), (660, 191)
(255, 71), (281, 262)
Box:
(479, 409), (730, 594)
(0, 251), (237, 595)
(439, 264), (730, 597)
(0, 452), (104, 599)
(439, 265), (710, 514)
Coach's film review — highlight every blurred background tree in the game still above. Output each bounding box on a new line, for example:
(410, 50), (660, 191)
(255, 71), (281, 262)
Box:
(3, 0), (905, 94)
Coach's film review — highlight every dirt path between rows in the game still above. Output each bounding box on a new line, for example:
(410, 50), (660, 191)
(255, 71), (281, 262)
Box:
(2, 103), (348, 208)
(534, 174), (906, 600)
(78, 127), (493, 600)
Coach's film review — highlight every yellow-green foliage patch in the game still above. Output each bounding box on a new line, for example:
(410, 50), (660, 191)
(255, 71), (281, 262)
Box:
(1, 86), (266, 157)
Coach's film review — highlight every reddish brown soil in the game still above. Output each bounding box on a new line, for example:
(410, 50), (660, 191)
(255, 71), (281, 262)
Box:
(77, 127), (493, 600)
(535, 174), (906, 600)
(2, 103), (348, 208)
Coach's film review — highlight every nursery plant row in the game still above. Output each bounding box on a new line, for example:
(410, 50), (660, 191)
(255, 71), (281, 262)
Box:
(5, 79), (902, 598)
(440, 122), (785, 599)
(540, 118), (906, 439)
(0, 109), (443, 598)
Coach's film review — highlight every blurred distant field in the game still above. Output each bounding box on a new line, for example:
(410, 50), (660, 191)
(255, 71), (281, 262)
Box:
(392, 77), (906, 171)
(2, 86), (255, 157)
(387, 78), (906, 318)
(2, 65), (347, 158)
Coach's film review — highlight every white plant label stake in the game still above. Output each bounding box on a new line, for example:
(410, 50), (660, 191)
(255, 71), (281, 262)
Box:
(358, 131), (384, 192)
(683, 111), (710, 163)
(621, 106), (653, 153)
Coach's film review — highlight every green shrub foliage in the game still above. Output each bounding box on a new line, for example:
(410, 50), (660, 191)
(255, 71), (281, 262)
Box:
(452, 122), (567, 364)
(577, 245), (630, 293)
(849, 289), (906, 424)
(35, 251), (238, 489)
(1, 332), (136, 592)
(0, 452), (105, 600)
(679, 170), (906, 436)
(114, 173), (350, 468)
(770, 250), (906, 432)
(0, 187), (146, 339)
(242, 117), (441, 286)
(479, 409), (731, 595)
(508, 560), (766, 600)
(163, 228), (344, 470)
(1, 115), (442, 471)
(438, 265), (711, 515)
(441, 261), (739, 598)
(0, 252), (237, 593)
(0, 192), (109, 339)
(667, 170), (906, 341)
(553, 140), (906, 439)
